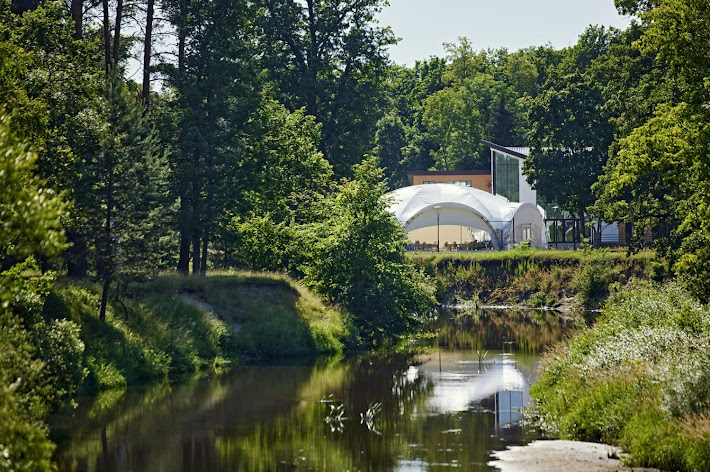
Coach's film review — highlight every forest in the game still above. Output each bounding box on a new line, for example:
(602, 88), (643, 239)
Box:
(2, 0), (710, 470)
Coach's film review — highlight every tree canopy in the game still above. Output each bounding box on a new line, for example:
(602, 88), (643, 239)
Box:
(2, 0), (710, 353)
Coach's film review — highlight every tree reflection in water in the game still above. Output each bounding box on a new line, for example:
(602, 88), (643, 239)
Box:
(50, 309), (576, 471)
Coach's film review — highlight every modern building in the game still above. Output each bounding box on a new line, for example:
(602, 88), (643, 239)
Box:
(393, 140), (644, 250)
(482, 139), (632, 248)
(391, 145), (550, 250)
(481, 140), (538, 207)
(386, 184), (548, 250)
(407, 170), (492, 192)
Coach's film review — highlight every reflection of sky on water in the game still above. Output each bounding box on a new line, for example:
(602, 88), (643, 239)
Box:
(51, 311), (567, 472)
(395, 459), (434, 471)
(415, 351), (536, 417)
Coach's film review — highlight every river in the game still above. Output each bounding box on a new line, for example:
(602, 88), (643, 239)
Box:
(50, 309), (577, 472)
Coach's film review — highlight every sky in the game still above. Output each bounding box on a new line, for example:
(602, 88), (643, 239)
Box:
(377, 0), (633, 65)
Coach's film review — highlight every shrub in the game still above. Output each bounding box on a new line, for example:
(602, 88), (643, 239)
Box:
(32, 318), (86, 405)
(573, 257), (619, 309)
(532, 281), (710, 470)
(303, 157), (435, 344)
(0, 313), (54, 472)
(528, 291), (548, 308)
(234, 309), (316, 359)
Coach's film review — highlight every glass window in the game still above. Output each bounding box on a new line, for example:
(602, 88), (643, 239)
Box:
(523, 226), (532, 240)
(422, 180), (436, 184)
(448, 180), (472, 187)
(494, 151), (519, 202)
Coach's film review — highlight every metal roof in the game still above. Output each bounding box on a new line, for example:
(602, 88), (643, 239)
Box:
(480, 140), (529, 159)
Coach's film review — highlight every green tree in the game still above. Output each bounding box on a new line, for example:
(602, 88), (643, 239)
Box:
(164, 0), (261, 275)
(374, 110), (408, 189)
(442, 37), (483, 84)
(258, 0), (396, 177)
(594, 0), (710, 300)
(303, 156), (435, 344)
(0, 0), (106, 277)
(238, 99), (332, 222)
(94, 71), (170, 321)
(225, 99), (332, 272)
(423, 74), (518, 170)
(593, 104), (695, 250)
(0, 114), (67, 472)
(523, 26), (617, 216)
(377, 59), (446, 181)
(0, 114), (66, 261)
(505, 51), (539, 98)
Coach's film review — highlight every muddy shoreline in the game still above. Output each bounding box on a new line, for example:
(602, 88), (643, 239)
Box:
(489, 440), (661, 472)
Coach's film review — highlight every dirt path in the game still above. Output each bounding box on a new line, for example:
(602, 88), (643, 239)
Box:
(489, 440), (661, 472)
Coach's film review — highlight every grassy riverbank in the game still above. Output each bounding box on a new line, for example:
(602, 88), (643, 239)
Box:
(409, 248), (660, 309)
(530, 282), (710, 471)
(45, 272), (351, 394)
(1, 270), (351, 471)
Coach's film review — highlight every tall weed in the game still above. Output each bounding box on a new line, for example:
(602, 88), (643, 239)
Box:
(532, 281), (710, 471)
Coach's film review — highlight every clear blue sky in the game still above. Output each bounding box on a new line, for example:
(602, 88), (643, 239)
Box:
(377, 0), (632, 65)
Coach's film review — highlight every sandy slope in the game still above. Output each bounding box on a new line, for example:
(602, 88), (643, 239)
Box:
(489, 440), (662, 472)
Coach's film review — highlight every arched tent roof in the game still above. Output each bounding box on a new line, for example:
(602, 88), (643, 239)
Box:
(386, 184), (547, 249)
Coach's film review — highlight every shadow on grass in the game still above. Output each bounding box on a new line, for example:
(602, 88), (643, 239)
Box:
(44, 273), (350, 394)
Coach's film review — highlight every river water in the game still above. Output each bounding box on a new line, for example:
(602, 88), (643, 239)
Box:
(50, 309), (576, 472)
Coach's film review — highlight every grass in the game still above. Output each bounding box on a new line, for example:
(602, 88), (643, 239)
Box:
(44, 271), (351, 394)
(409, 248), (658, 309)
(530, 281), (710, 471)
(408, 246), (655, 265)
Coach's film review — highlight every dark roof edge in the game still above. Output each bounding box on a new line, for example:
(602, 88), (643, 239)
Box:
(480, 139), (528, 159)
(407, 170), (491, 176)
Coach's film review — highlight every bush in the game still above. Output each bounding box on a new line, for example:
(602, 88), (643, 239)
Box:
(303, 157), (435, 344)
(528, 291), (549, 308)
(531, 281), (710, 470)
(229, 214), (305, 273)
(573, 255), (620, 309)
(234, 309), (316, 359)
(32, 318), (86, 405)
(0, 313), (54, 472)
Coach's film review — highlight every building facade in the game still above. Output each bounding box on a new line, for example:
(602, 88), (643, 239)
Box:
(407, 170), (492, 192)
(481, 140), (538, 207)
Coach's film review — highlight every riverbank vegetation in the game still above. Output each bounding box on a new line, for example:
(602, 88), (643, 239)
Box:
(45, 272), (350, 393)
(531, 282), (710, 471)
(411, 248), (660, 309)
(2, 0), (710, 470)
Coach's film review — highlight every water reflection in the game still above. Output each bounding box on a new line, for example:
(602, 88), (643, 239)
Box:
(434, 307), (579, 354)
(51, 309), (575, 472)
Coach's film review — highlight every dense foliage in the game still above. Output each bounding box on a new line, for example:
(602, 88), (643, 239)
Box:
(2, 0), (710, 468)
(410, 248), (656, 310)
(592, 0), (710, 301)
(0, 115), (72, 471)
(303, 157), (435, 343)
(0, 0), (706, 297)
(532, 282), (710, 471)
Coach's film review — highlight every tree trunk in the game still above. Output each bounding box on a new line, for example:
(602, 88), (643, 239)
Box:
(305, 0), (318, 116)
(199, 154), (213, 275)
(142, 0), (154, 108)
(102, 0), (111, 71)
(175, 0), (188, 270)
(112, 0), (124, 65)
(190, 168), (200, 275)
(191, 231), (200, 275)
(177, 228), (190, 273)
(200, 232), (208, 275)
(100, 276), (111, 322)
(100, 170), (114, 321)
(66, 230), (88, 277)
(178, 0), (187, 76)
(70, 0), (83, 40)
